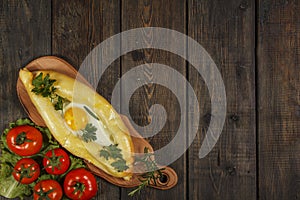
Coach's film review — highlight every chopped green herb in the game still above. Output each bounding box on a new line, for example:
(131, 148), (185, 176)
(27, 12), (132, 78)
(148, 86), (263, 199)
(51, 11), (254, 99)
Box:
(111, 159), (129, 172)
(83, 106), (99, 120)
(81, 123), (97, 143)
(54, 96), (65, 111)
(99, 144), (128, 172)
(31, 73), (56, 97)
(31, 72), (65, 111)
(100, 144), (122, 160)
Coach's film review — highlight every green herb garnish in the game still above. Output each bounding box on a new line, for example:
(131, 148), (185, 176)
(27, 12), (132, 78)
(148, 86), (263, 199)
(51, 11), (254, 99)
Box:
(128, 147), (165, 196)
(83, 106), (99, 120)
(81, 123), (97, 143)
(31, 73), (56, 97)
(111, 159), (129, 172)
(99, 144), (129, 172)
(31, 72), (65, 111)
(54, 96), (64, 111)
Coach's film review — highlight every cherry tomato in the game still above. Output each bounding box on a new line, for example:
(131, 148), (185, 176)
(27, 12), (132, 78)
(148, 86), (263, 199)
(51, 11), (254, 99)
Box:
(6, 125), (43, 156)
(43, 148), (70, 175)
(33, 179), (63, 200)
(12, 158), (40, 184)
(64, 168), (98, 200)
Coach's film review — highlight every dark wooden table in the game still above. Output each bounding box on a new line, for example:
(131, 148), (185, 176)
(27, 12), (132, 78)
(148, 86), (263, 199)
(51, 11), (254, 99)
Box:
(0, 0), (299, 200)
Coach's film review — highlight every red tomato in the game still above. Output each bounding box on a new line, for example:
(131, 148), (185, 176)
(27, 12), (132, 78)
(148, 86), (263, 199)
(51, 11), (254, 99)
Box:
(12, 158), (40, 184)
(33, 179), (63, 200)
(6, 125), (43, 156)
(43, 148), (70, 175)
(64, 168), (98, 200)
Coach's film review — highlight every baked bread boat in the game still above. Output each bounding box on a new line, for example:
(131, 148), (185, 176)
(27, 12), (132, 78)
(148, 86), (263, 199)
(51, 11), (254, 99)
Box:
(17, 56), (178, 189)
(19, 69), (134, 180)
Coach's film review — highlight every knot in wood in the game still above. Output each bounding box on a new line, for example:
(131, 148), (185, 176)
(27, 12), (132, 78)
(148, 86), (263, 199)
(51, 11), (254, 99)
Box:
(239, 1), (249, 11)
(131, 50), (145, 61)
(230, 114), (239, 122)
(226, 166), (236, 176)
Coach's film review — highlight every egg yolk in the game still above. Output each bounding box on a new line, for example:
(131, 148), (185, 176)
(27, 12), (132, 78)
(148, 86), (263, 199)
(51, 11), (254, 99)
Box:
(64, 107), (88, 131)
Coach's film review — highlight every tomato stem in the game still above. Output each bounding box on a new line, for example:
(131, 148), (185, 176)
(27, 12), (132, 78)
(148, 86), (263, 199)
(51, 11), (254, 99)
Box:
(73, 181), (86, 198)
(44, 149), (63, 172)
(35, 184), (56, 200)
(15, 131), (32, 145)
(15, 163), (36, 183)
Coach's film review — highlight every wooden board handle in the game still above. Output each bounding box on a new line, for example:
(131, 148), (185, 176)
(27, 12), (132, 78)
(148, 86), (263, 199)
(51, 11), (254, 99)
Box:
(149, 166), (178, 190)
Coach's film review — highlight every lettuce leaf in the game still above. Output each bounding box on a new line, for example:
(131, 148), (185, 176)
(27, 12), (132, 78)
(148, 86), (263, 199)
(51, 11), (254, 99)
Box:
(0, 119), (33, 198)
(0, 175), (32, 199)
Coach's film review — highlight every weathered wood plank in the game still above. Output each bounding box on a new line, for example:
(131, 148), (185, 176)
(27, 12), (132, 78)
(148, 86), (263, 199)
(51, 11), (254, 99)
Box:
(0, 0), (51, 130)
(120, 0), (187, 199)
(52, 1), (121, 199)
(188, 0), (256, 199)
(258, 0), (300, 199)
(0, 0), (51, 199)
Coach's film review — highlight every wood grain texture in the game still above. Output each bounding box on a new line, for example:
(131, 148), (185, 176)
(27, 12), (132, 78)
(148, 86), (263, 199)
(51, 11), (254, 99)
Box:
(52, 1), (121, 199)
(0, 1), (51, 200)
(258, 0), (300, 199)
(0, 0), (51, 130)
(1, 0), (300, 199)
(188, 0), (256, 199)
(120, 0), (187, 199)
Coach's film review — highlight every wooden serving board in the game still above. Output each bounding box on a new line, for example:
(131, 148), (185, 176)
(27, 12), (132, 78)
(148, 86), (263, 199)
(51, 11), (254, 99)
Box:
(16, 56), (178, 190)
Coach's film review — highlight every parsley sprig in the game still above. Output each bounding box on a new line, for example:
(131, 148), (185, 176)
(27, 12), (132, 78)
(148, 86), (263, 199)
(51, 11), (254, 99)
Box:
(81, 123), (97, 143)
(128, 147), (165, 196)
(31, 72), (66, 111)
(100, 144), (129, 172)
